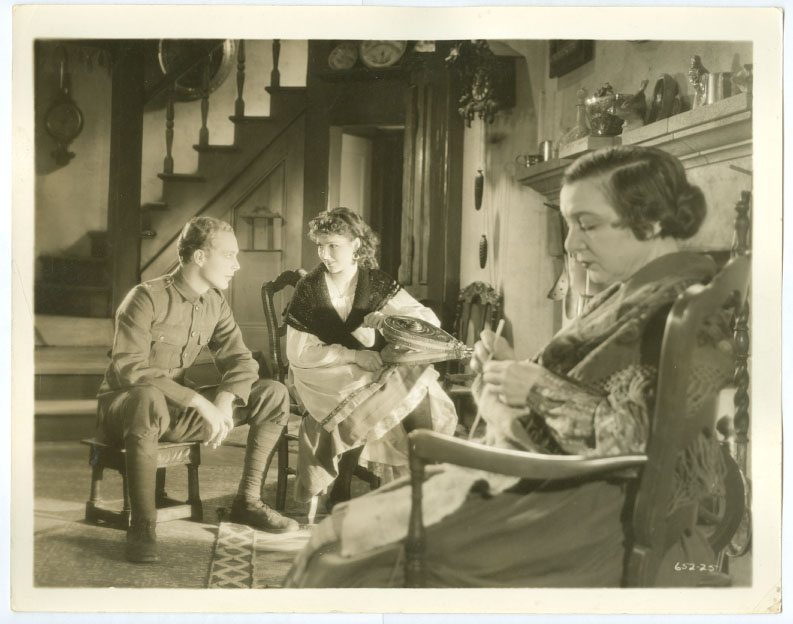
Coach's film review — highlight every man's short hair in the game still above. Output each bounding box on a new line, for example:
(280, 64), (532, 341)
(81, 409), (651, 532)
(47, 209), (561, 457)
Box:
(177, 217), (234, 265)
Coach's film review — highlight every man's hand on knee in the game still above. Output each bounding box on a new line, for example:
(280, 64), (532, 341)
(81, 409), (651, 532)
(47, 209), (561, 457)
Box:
(190, 393), (234, 449)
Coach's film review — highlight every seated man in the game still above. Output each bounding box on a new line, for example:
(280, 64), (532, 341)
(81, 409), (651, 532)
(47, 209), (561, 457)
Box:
(97, 216), (298, 564)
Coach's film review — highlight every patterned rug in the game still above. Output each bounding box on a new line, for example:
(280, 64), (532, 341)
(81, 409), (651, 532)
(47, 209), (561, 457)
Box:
(207, 521), (312, 588)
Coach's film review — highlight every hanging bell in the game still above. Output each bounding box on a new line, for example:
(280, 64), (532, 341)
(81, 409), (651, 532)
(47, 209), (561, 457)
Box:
(474, 170), (484, 211)
(479, 234), (488, 269)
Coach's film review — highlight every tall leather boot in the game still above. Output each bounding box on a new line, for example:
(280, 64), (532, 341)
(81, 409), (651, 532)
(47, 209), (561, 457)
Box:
(124, 434), (159, 563)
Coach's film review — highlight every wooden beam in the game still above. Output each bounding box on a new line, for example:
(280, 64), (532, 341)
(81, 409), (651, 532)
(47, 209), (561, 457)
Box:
(106, 42), (145, 314)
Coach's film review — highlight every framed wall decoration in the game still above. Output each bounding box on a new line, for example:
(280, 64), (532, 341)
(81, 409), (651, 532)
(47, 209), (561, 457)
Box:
(548, 40), (594, 78)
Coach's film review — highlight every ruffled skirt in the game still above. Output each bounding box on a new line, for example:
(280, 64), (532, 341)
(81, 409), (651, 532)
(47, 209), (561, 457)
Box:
(293, 363), (457, 502)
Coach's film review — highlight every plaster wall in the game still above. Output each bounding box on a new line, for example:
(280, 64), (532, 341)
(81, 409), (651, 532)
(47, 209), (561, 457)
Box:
(459, 39), (752, 357)
(35, 42), (113, 260)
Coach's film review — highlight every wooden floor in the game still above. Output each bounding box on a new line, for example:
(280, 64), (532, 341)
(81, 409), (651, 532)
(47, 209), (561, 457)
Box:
(32, 429), (319, 589)
(28, 435), (753, 591)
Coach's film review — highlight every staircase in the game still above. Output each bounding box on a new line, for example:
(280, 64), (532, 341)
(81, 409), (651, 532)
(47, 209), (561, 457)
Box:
(34, 315), (111, 440)
(34, 40), (307, 440)
(35, 231), (112, 318)
(141, 85), (307, 281)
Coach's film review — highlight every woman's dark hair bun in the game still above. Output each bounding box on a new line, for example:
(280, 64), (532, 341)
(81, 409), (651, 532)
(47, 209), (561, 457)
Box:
(661, 185), (706, 239)
(563, 146), (708, 241)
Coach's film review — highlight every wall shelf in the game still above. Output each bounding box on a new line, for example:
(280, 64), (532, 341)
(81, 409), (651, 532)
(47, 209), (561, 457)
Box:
(515, 158), (573, 203)
(622, 92), (751, 167)
(317, 66), (409, 83)
(517, 92), (752, 202)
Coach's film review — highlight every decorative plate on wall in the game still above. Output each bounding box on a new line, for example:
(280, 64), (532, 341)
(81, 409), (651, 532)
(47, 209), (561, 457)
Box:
(328, 41), (359, 70)
(359, 41), (407, 68)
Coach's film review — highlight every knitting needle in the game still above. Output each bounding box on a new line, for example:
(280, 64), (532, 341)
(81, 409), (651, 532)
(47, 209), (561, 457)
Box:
(577, 269), (591, 316)
(468, 318), (506, 441)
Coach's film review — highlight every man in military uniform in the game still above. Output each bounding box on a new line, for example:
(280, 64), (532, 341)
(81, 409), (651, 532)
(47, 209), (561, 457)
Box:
(97, 216), (298, 563)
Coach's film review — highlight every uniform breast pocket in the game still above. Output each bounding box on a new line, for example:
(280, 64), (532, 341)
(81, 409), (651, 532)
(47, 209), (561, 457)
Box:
(182, 326), (214, 367)
(198, 326), (215, 347)
(150, 324), (185, 369)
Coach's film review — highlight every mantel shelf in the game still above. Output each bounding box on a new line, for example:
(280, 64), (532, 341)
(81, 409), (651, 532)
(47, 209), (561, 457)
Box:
(517, 92), (752, 202)
(515, 159), (573, 203)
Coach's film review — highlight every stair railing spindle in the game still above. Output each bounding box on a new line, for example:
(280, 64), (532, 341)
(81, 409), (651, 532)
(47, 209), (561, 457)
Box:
(199, 56), (210, 147)
(271, 39), (281, 88)
(235, 39), (246, 117)
(163, 82), (175, 175)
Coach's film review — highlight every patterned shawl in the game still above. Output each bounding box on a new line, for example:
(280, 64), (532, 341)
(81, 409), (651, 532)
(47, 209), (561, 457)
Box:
(285, 264), (401, 351)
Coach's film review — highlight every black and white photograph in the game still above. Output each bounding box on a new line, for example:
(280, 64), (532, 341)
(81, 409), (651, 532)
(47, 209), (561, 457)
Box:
(10, 4), (784, 616)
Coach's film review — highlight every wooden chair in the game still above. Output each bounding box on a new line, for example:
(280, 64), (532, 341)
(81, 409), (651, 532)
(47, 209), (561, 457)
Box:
(405, 255), (750, 587)
(261, 269), (307, 511)
(442, 282), (503, 428)
(261, 269), (382, 518)
(80, 438), (202, 529)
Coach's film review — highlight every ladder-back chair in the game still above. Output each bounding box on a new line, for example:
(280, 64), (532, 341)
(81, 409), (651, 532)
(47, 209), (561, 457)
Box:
(261, 269), (306, 511)
(261, 269), (381, 517)
(405, 255), (750, 588)
(443, 282), (503, 427)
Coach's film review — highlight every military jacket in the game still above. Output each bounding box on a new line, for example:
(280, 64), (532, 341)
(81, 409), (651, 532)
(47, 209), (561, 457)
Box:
(97, 268), (258, 408)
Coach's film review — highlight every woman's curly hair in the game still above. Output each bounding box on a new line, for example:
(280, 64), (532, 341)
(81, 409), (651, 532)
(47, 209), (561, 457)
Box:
(562, 146), (707, 241)
(308, 207), (380, 269)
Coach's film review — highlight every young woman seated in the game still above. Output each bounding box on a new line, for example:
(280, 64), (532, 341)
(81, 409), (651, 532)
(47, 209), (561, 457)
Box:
(285, 207), (458, 511)
(283, 147), (736, 588)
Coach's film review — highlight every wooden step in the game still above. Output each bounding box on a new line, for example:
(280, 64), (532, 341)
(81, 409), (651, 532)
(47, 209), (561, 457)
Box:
(142, 201), (168, 212)
(35, 399), (98, 416)
(34, 345), (217, 376)
(35, 399), (98, 441)
(35, 345), (109, 402)
(35, 283), (112, 318)
(36, 374), (104, 401)
(265, 86), (307, 118)
(157, 173), (205, 182)
(35, 346), (110, 375)
(39, 255), (109, 286)
(228, 115), (273, 124)
(35, 315), (113, 347)
(193, 144), (241, 153)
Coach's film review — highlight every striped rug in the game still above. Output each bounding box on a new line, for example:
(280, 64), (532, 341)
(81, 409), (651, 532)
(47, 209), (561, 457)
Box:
(208, 521), (312, 588)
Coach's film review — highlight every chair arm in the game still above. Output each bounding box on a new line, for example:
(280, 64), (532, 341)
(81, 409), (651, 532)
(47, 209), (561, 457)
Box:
(407, 430), (646, 481)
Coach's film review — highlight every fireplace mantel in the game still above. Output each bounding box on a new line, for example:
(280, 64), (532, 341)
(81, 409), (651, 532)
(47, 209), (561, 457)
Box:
(517, 92), (752, 205)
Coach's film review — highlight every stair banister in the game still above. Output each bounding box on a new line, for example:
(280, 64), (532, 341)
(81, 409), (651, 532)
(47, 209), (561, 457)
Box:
(199, 57), (211, 147)
(163, 82), (175, 175)
(271, 40), (281, 88)
(235, 40), (246, 117)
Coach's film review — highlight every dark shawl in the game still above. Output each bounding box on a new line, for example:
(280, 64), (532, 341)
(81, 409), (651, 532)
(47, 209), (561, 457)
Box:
(286, 264), (401, 351)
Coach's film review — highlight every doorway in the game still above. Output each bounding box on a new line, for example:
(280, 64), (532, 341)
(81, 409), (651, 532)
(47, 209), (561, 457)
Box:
(327, 125), (404, 278)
